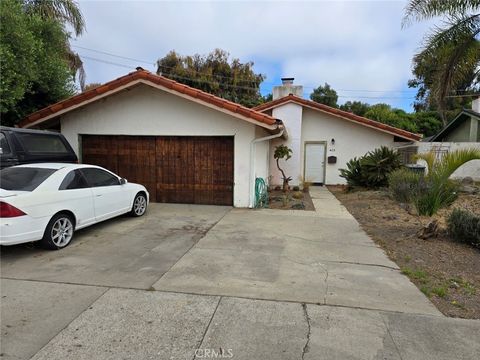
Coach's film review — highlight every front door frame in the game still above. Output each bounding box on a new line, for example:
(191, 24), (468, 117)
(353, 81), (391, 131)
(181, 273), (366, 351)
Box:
(303, 141), (327, 185)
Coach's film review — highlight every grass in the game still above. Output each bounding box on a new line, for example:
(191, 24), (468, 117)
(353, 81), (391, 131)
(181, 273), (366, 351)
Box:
(401, 267), (428, 283)
(402, 270), (477, 300)
(402, 267), (450, 298)
(449, 277), (477, 296)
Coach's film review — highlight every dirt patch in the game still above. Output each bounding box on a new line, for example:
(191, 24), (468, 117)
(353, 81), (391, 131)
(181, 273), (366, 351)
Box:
(329, 185), (480, 319)
(267, 189), (315, 211)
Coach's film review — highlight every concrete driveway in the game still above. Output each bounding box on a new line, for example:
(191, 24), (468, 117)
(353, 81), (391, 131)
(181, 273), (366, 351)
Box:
(1, 188), (479, 360)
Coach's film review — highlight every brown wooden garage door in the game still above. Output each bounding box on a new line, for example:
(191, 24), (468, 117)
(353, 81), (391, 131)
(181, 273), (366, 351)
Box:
(81, 135), (234, 205)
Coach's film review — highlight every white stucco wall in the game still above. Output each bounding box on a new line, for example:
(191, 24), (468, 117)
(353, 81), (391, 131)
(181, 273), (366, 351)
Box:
(416, 142), (480, 180)
(60, 84), (263, 207)
(254, 127), (270, 181)
(270, 103), (303, 185)
(269, 106), (400, 185)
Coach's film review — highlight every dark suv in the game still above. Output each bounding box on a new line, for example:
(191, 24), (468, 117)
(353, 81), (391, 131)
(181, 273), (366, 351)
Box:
(0, 127), (78, 169)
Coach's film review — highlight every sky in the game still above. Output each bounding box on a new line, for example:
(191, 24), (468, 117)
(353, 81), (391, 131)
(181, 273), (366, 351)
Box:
(73, 0), (436, 111)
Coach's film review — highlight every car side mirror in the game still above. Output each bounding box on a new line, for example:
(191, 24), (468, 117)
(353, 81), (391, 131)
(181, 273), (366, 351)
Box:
(120, 178), (127, 185)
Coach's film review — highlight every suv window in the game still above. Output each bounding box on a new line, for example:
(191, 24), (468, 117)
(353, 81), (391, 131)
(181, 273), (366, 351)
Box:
(0, 167), (56, 191)
(81, 168), (120, 187)
(0, 133), (11, 155)
(59, 170), (89, 190)
(16, 133), (69, 153)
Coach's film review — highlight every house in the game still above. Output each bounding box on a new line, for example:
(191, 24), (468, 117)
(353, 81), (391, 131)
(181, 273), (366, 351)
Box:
(20, 69), (421, 207)
(254, 79), (421, 186)
(20, 68), (285, 207)
(429, 99), (479, 142)
(394, 98), (480, 180)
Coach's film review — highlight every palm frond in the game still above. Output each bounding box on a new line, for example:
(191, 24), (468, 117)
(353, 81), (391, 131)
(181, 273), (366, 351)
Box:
(24, 0), (85, 36)
(66, 50), (86, 90)
(403, 0), (480, 27)
(436, 148), (480, 178)
(413, 14), (480, 120)
(414, 151), (437, 172)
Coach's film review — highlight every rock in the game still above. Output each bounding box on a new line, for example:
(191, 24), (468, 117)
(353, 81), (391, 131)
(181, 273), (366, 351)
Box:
(383, 215), (399, 221)
(417, 220), (439, 240)
(461, 176), (474, 185)
(291, 203), (305, 210)
(459, 185), (478, 194)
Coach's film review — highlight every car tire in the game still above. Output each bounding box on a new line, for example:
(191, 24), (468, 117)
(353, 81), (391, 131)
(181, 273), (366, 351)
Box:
(130, 192), (148, 217)
(41, 213), (75, 250)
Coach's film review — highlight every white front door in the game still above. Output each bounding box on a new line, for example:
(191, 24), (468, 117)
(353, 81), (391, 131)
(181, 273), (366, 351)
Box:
(305, 143), (326, 184)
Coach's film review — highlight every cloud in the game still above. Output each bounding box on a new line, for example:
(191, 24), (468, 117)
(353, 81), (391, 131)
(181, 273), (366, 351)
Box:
(75, 0), (434, 110)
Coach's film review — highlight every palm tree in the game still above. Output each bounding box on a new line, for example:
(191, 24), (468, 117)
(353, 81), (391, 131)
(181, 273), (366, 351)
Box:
(403, 0), (480, 124)
(24, 0), (86, 89)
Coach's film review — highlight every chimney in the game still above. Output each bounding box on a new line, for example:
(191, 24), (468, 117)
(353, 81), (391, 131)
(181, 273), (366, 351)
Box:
(273, 77), (303, 100)
(473, 97), (480, 113)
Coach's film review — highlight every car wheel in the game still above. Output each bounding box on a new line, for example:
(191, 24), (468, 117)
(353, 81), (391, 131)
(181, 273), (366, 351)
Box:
(41, 213), (75, 250)
(131, 193), (147, 217)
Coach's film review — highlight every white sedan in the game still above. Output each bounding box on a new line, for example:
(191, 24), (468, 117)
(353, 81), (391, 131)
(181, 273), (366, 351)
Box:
(0, 163), (149, 250)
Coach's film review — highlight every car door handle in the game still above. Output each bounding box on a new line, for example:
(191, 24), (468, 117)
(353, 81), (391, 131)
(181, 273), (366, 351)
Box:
(96, 194), (103, 197)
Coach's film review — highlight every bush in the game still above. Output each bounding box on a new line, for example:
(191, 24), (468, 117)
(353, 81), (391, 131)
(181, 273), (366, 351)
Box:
(388, 168), (422, 203)
(340, 146), (401, 189)
(339, 158), (363, 187)
(414, 179), (458, 216)
(447, 209), (480, 247)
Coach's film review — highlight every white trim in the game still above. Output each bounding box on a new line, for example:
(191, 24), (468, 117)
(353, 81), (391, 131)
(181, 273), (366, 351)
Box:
(24, 79), (278, 131)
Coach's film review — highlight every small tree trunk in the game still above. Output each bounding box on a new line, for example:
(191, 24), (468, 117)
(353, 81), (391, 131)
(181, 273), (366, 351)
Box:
(276, 158), (289, 192)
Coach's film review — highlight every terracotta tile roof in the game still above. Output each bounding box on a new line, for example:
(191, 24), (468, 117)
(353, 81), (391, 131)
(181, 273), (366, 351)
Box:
(20, 68), (278, 128)
(253, 94), (422, 141)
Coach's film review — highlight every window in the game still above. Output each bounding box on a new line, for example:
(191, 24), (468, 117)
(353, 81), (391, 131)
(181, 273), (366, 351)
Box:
(81, 168), (120, 187)
(0, 133), (11, 155)
(59, 170), (89, 190)
(0, 167), (56, 191)
(16, 133), (69, 153)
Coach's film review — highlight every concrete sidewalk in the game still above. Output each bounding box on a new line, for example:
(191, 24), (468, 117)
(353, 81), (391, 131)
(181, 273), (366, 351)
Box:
(1, 188), (479, 360)
(25, 289), (480, 360)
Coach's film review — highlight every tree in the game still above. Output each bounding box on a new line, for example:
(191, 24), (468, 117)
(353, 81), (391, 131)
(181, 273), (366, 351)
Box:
(24, 0), (86, 89)
(339, 101), (370, 116)
(0, 0), (75, 126)
(403, 0), (480, 123)
(273, 145), (293, 192)
(310, 83), (338, 107)
(156, 49), (265, 108)
(363, 104), (443, 136)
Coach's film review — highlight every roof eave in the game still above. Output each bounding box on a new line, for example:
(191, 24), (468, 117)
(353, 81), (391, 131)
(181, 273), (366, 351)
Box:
(255, 96), (421, 142)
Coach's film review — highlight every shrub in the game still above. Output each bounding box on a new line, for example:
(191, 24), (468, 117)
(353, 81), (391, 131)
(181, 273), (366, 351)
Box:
(339, 158), (363, 188)
(412, 148), (480, 215)
(414, 179), (458, 216)
(447, 209), (480, 247)
(388, 168), (422, 203)
(340, 146), (401, 189)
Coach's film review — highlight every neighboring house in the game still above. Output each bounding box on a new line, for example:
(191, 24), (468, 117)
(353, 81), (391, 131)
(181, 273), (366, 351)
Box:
(396, 98), (480, 180)
(20, 69), (421, 207)
(430, 101), (479, 142)
(254, 79), (420, 186)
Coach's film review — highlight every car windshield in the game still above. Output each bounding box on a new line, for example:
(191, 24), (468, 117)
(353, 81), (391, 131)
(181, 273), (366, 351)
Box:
(0, 167), (57, 191)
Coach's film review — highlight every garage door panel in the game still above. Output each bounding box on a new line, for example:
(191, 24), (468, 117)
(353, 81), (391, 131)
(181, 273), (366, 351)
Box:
(82, 135), (119, 174)
(117, 136), (157, 200)
(83, 135), (233, 205)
